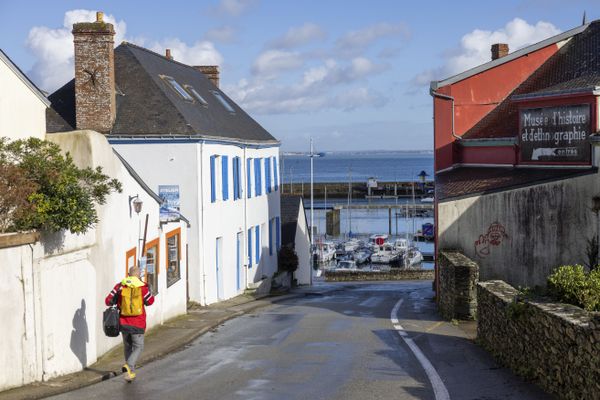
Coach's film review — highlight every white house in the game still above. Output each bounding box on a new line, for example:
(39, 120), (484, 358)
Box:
(281, 195), (312, 285)
(0, 46), (189, 389)
(47, 13), (282, 305)
(0, 49), (49, 139)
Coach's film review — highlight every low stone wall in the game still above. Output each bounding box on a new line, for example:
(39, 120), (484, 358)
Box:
(324, 268), (433, 282)
(438, 251), (478, 320)
(477, 280), (600, 400)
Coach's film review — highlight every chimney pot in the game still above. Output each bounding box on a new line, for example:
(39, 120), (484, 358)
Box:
(166, 49), (173, 60)
(195, 65), (220, 88)
(491, 43), (509, 60)
(96, 11), (104, 22)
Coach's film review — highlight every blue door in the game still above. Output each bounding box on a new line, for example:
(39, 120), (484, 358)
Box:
(216, 237), (224, 299)
(236, 232), (243, 291)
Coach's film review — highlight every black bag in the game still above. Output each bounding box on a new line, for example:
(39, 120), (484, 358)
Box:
(103, 305), (120, 337)
(103, 294), (120, 337)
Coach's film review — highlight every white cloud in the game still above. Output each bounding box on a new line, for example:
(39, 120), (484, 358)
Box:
(26, 9), (224, 93)
(335, 22), (410, 57)
(26, 9), (126, 92)
(149, 39), (223, 66)
(251, 50), (304, 78)
(412, 18), (561, 86)
(268, 23), (326, 49)
(204, 26), (237, 43)
(225, 56), (388, 114)
(214, 0), (257, 16)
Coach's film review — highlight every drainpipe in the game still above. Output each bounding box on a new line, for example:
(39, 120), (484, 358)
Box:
(243, 146), (249, 290)
(430, 89), (462, 141)
(198, 142), (207, 305)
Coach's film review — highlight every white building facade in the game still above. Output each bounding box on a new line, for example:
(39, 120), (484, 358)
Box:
(112, 139), (281, 304)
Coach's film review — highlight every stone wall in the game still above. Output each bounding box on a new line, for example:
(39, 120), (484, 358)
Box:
(324, 269), (434, 282)
(477, 280), (600, 400)
(438, 251), (479, 320)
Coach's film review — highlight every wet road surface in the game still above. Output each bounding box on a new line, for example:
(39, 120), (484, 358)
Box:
(50, 281), (550, 400)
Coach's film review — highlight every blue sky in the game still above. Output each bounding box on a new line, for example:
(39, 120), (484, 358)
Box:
(0, 0), (597, 151)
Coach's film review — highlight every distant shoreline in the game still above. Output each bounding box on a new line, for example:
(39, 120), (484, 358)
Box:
(282, 150), (433, 156)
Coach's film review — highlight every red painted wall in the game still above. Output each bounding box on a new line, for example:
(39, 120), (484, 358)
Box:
(434, 44), (560, 172)
(460, 146), (516, 165)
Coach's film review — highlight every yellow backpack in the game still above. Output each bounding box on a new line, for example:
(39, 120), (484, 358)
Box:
(120, 286), (143, 316)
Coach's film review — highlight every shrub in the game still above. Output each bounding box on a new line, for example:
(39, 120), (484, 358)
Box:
(547, 265), (600, 311)
(0, 137), (122, 234)
(278, 246), (298, 273)
(0, 163), (39, 233)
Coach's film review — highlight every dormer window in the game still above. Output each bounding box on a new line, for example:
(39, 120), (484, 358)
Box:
(161, 75), (193, 101)
(186, 86), (208, 106)
(211, 90), (235, 113)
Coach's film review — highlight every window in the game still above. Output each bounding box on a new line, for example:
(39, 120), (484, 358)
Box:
(186, 85), (208, 106)
(145, 238), (159, 295)
(268, 218), (273, 256)
(163, 76), (193, 101)
(233, 157), (241, 200)
(275, 216), (281, 250)
(248, 227), (253, 267)
(265, 157), (272, 194)
(273, 157), (279, 191)
(254, 158), (262, 197)
(211, 90), (235, 113)
(125, 247), (137, 276)
(247, 158), (253, 199)
(166, 228), (181, 287)
(210, 155), (222, 203)
(255, 225), (260, 265)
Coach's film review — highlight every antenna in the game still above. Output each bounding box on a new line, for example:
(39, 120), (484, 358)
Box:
(583, 10), (587, 25)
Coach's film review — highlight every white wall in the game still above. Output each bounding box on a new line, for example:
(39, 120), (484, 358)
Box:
(0, 55), (47, 140)
(293, 199), (312, 285)
(0, 131), (188, 390)
(113, 140), (281, 305)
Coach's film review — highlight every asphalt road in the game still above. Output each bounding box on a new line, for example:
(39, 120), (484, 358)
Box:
(50, 281), (550, 400)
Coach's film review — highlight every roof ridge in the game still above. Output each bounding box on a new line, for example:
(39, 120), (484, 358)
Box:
(119, 41), (207, 75)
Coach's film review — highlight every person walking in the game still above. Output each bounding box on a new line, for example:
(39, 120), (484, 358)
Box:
(105, 266), (154, 382)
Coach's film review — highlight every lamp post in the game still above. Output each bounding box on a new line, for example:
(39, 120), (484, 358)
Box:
(308, 138), (324, 280)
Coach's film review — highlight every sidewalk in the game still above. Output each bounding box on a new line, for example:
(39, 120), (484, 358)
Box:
(0, 290), (318, 400)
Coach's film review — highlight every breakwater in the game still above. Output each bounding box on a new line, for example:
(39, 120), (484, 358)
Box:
(281, 181), (434, 199)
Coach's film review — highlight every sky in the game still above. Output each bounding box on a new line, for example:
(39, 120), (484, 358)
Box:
(0, 0), (597, 152)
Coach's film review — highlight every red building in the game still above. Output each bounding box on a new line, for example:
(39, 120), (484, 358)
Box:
(431, 20), (600, 289)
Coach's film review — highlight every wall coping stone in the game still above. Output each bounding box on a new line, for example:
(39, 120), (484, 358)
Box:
(0, 231), (40, 249)
(439, 250), (479, 269)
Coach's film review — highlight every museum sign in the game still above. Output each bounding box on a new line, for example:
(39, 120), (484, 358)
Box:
(519, 104), (591, 163)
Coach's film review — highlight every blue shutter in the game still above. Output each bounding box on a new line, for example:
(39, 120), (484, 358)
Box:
(276, 217), (281, 250)
(268, 219), (273, 255)
(248, 228), (252, 267)
(247, 158), (252, 199)
(210, 156), (216, 203)
(222, 155), (229, 201)
(255, 226), (260, 264)
(233, 157), (239, 200)
(255, 158), (262, 196)
(266, 158), (271, 194)
(273, 157), (279, 191)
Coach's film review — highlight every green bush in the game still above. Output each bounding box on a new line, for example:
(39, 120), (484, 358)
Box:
(278, 246), (299, 273)
(547, 265), (600, 311)
(0, 137), (122, 234)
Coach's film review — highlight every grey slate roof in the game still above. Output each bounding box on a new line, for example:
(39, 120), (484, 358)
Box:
(48, 42), (278, 144)
(281, 195), (307, 247)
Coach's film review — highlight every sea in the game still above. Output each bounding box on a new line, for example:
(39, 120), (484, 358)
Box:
(281, 151), (433, 183)
(282, 151), (435, 269)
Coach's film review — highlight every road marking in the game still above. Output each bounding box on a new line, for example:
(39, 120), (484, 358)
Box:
(359, 296), (382, 308)
(391, 298), (450, 400)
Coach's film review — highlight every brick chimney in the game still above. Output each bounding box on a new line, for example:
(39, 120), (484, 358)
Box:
(491, 43), (509, 60)
(195, 65), (220, 87)
(165, 48), (173, 60)
(72, 11), (116, 133)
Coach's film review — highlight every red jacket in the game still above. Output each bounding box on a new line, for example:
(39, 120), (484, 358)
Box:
(105, 278), (154, 333)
